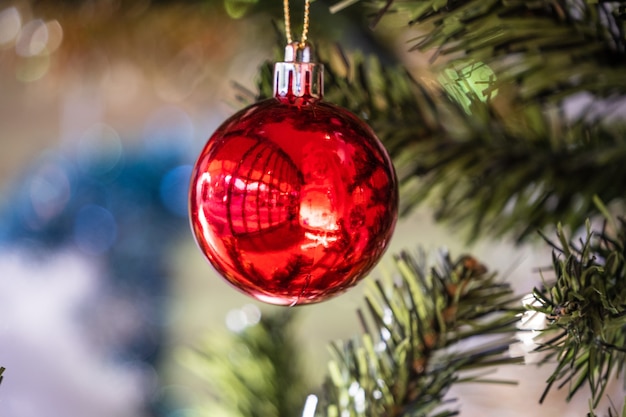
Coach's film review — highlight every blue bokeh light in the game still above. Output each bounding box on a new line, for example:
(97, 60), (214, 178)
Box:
(159, 165), (192, 218)
(73, 204), (117, 254)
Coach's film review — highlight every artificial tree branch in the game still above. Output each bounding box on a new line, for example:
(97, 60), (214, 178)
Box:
(526, 215), (626, 409)
(313, 250), (522, 416)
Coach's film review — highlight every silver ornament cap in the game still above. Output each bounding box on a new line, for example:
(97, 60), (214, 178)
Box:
(274, 43), (323, 99)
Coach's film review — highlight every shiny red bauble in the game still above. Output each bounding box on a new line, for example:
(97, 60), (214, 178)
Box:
(189, 46), (397, 305)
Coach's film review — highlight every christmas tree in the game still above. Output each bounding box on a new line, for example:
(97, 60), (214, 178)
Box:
(0, 0), (625, 416)
(181, 0), (626, 416)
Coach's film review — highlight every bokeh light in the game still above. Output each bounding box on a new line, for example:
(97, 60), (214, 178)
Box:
(16, 19), (48, 57)
(225, 304), (261, 332)
(76, 123), (124, 177)
(160, 165), (192, 218)
(0, 7), (21, 46)
(28, 159), (71, 223)
(73, 204), (117, 255)
(15, 54), (50, 82)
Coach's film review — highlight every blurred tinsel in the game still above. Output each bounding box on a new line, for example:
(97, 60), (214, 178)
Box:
(0, 135), (192, 415)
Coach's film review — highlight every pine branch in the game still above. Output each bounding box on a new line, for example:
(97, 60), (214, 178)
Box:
(370, 0), (626, 104)
(313, 250), (523, 416)
(526, 218), (626, 408)
(405, 120), (626, 242)
(178, 308), (309, 417)
(371, 0), (626, 241)
(420, 0), (626, 96)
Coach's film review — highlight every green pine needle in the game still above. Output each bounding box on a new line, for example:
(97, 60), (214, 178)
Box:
(527, 218), (626, 408)
(314, 250), (522, 416)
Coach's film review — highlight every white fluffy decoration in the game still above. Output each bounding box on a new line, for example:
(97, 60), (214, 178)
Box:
(0, 249), (150, 417)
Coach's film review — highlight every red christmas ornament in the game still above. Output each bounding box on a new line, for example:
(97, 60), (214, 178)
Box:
(189, 43), (398, 305)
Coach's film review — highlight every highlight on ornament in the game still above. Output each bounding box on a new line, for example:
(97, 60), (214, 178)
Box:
(188, 4), (398, 306)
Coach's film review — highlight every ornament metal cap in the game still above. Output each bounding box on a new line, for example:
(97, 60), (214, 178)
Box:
(274, 42), (323, 99)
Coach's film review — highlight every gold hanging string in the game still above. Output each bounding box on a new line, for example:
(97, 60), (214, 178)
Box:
(283, 0), (311, 49)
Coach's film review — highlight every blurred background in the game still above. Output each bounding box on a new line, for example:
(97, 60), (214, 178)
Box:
(0, 1), (605, 416)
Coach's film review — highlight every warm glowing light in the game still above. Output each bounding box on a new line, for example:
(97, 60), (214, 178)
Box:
(0, 7), (21, 46)
(43, 20), (63, 54)
(15, 55), (50, 82)
(16, 19), (47, 57)
(299, 191), (338, 231)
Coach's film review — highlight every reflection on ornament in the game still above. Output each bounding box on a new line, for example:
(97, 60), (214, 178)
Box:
(189, 44), (398, 305)
(196, 136), (301, 241)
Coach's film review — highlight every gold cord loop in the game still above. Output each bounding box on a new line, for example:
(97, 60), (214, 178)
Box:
(283, 0), (311, 50)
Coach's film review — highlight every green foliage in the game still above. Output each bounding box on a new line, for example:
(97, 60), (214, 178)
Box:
(528, 218), (626, 408)
(179, 308), (309, 417)
(398, 0), (626, 103)
(368, 0), (626, 242)
(407, 119), (626, 242)
(314, 250), (522, 416)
